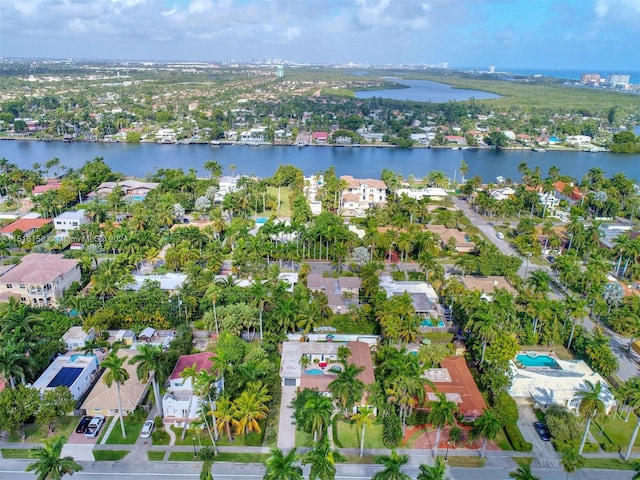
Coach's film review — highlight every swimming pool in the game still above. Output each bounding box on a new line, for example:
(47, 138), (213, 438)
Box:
(516, 353), (559, 368)
(305, 368), (324, 375)
(421, 319), (445, 327)
(255, 217), (268, 224)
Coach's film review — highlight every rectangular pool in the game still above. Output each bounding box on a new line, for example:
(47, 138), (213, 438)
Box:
(516, 353), (559, 368)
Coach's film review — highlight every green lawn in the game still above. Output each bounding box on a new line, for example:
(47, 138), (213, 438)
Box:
(446, 456), (485, 467)
(336, 421), (385, 449)
(169, 451), (271, 463)
(266, 186), (291, 217)
(147, 451), (166, 461)
(105, 417), (145, 445)
(93, 450), (129, 461)
(1, 449), (33, 459)
(582, 458), (636, 470)
(6, 417), (77, 443)
(295, 428), (314, 448)
(591, 414), (640, 452)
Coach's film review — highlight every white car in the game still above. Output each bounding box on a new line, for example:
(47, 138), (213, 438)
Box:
(84, 414), (105, 438)
(140, 420), (155, 439)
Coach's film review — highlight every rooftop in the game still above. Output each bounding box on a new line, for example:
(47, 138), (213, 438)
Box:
(0, 218), (51, 235)
(170, 352), (215, 380)
(0, 253), (79, 284)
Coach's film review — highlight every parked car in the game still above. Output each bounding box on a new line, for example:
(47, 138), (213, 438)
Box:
(496, 232), (505, 239)
(140, 420), (155, 439)
(547, 255), (555, 263)
(75, 416), (93, 434)
(84, 415), (106, 438)
(533, 421), (551, 441)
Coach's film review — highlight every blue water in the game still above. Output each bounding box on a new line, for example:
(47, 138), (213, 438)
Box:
(129, 195), (146, 201)
(355, 79), (500, 102)
(255, 217), (268, 224)
(1, 141), (637, 182)
(516, 354), (559, 368)
(305, 368), (324, 375)
(421, 319), (446, 327)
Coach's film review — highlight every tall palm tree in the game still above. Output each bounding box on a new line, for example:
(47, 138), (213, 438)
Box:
(372, 450), (412, 480)
(427, 392), (459, 458)
(417, 457), (448, 480)
(101, 350), (130, 438)
(129, 344), (166, 417)
(303, 438), (346, 480)
(233, 389), (270, 435)
(352, 405), (375, 457)
(472, 408), (502, 458)
(25, 435), (82, 480)
(624, 379), (640, 460)
(575, 380), (606, 454)
(215, 395), (238, 442)
(263, 447), (304, 480)
(509, 463), (540, 480)
(0, 346), (34, 389)
(328, 362), (365, 418)
(303, 393), (334, 443)
(561, 447), (585, 480)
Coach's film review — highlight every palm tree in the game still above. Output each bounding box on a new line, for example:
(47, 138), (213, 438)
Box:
(561, 447), (585, 480)
(303, 393), (334, 443)
(303, 438), (346, 480)
(215, 395), (238, 442)
(0, 345), (34, 389)
(101, 350), (130, 438)
(575, 380), (606, 454)
(624, 380), (640, 460)
(25, 435), (82, 480)
(427, 392), (459, 458)
(509, 463), (540, 480)
(352, 405), (375, 457)
(372, 450), (412, 480)
(472, 408), (502, 458)
(328, 362), (365, 418)
(233, 389), (270, 435)
(263, 447), (304, 480)
(417, 457), (448, 480)
(129, 344), (166, 418)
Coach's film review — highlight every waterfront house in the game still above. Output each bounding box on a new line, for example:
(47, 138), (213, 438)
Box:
(0, 253), (81, 307)
(90, 180), (159, 200)
(340, 176), (387, 215)
(312, 132), (328, 144)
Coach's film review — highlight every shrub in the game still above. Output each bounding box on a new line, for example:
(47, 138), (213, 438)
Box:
(332, 416), (343, 448)
(154, 415), (163, 429)
(504, 424), (532, 452)
(152, 430), (169, 445)
(243, 431), (263, 446)
(383, 413), (402, 448)
(405, 411), (429, 426)
(492, 390), (519, 426)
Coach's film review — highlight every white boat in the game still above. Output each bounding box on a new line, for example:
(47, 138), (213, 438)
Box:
(532, 147), (546, 152)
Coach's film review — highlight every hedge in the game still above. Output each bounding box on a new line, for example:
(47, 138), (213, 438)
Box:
(504, 424), (533, 452)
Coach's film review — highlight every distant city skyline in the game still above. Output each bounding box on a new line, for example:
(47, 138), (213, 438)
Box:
(2, 0), (639, 71)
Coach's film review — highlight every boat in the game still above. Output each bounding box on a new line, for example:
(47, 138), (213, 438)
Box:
(210, 140), (221, 145)
(532, 147), (546, 152)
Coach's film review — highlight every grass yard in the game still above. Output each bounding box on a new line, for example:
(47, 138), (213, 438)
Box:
(105, 417), (145, 445)
(1, 449), (33, 459)
(336, 421), (385, 449)
(591, 414), (640, 452)
(582, 458), (636, 470)
(93, 450), (129, 461)
(264, 186), (292, 218)
(446, 456), (485, 467)
(295, 428), (314, 448)
(147, 451), (166, 461)
(168, 451), (200, 461)
(168, 451), (270, 463)
(6, 417), (77, 443)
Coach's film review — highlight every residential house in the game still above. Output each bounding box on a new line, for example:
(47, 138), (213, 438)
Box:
(312, 132), (328, 144)
(32, 354), (99, 401)
(566, 135), (592, 147)
(444, 135), (465, 145)
(53, 209), (90, 236)
(90, 180), (159, 200)
(458, 276), (517, 299)
(127, 273), (188, 293)
(0, 217), (51, 239)
(423, 356), (487, 422)
(280, 340), (376, 410)
(396, 187), (448, 201)
(378, 275), (443, 324)
(32, 179), (62, 196)
(81, 349), (149, 416)
(340, 176), (387, 215)
(509, 353), (616, 414)
(425, 225), (476, 253)
(163, 352), (217, 423)
(490, 187), (516, 201)
(62, 326), (95, 352)
(0, 253), (81, 307)
(306, 274), (361, 313)
(553, 181), (584, 204)
(115, 329), (136, 346)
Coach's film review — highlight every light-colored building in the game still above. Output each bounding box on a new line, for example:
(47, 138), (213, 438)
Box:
(458, 275), (517, 299)
(425, 224), (476, 253)
(280, 340), (376, 410)
(397, 187), (448, 201)
(127, 273), (188, 293)
(62, 326), (95, 351)
(82, 349), (150, 416)
(378, 275), (442, 322)
(340, 176), (387, 215)
(53, 209), (90, 235)
(163, 352), (217, 423)
(33, 354), (99, 401)
(306, 274), (361, 313)
(0, 253), (81, 307)
(90, 180), (159, 200)
(0, 218), (51, 239)
(509, 352), (616, 414)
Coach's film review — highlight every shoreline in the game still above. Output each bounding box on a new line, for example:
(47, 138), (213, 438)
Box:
(0, 135), (612, 153)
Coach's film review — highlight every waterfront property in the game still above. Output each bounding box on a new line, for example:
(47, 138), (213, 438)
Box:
(340, 176), (387, 216)
(0, 253), (81, 307)
(509, 352), (616, 414)
(89, 179), (159, 200)
(32, 353), (99, 401)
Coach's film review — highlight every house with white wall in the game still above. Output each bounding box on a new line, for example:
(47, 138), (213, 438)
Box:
(33, 354), (99, 401)
(53, 210), (90, 235)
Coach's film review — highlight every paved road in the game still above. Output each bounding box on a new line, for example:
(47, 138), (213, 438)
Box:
(2, 458), (637, 480)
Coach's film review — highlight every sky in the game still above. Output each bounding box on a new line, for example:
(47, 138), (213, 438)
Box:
(1, 0), (639, 71)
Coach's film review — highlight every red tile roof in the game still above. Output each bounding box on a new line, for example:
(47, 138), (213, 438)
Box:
(0, 218), (51, 235)
(423, 356), (487, 421)
(169, 352), (215, 380)
(553, 181), (584, 201)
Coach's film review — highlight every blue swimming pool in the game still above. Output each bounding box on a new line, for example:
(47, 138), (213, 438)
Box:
(305, 368), (324, 375)
(516, 353), (559, 368)
(255, 217), (268, 224)
(421, 319), (445, 327)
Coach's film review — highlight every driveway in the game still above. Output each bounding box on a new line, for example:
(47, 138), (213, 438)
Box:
(277, 386), (297, 450)
(516, 401), (559, 468)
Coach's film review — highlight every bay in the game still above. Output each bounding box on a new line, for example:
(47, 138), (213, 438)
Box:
(0, 140), (638, 182)
(354, 79), (501, 102)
